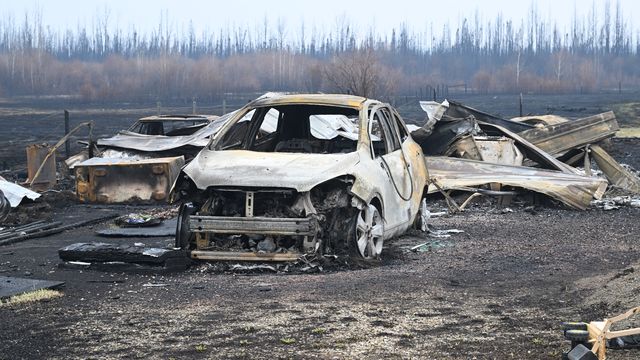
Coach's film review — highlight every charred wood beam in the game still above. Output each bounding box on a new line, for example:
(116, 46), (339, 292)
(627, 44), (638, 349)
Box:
(0, 214), (118, 246)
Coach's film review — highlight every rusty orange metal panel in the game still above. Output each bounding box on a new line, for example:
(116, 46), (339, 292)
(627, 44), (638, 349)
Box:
(75, 156), (185, 203)
(26, 144), (56, 191)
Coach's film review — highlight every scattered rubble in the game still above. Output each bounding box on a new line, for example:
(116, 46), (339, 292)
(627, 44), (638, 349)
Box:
(0, 215), (118, 246)
(591, 196), (640, 210)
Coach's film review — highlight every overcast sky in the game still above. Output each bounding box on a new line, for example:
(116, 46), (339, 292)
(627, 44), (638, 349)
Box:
(1, 0), (638, 38)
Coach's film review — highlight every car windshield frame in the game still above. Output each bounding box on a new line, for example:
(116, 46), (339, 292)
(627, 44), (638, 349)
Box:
(208, 102), (366, 153)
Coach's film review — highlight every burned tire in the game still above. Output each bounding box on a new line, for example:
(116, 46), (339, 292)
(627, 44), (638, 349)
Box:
(175, 202), (196, 249)
(352, 204), (384, 259)
(562, 322), (588, 332)
(564, 329), (590, 342)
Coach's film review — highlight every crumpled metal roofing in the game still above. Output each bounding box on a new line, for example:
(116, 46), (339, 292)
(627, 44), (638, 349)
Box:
(0, 179), (41, 207)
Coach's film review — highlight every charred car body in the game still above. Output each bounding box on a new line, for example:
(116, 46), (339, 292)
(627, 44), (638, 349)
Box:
(172, 94), (429, 261)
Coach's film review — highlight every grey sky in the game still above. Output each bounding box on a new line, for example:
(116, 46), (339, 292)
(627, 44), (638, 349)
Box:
(1, 0), (638, 41)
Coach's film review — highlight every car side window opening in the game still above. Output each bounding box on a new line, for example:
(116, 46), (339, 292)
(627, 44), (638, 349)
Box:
(380, 108), (401, 151)
(370, 108), (399, 157)
(393, 112), (409, 142)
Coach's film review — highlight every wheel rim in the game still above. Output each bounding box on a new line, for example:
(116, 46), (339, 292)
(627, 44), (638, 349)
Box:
(355, 204), (384, 259)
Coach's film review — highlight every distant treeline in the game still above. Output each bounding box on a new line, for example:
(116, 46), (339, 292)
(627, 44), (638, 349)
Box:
(0, 1), (638, 100)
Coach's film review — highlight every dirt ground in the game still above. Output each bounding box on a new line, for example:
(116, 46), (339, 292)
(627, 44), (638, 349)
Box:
(1, 97), (640, 359)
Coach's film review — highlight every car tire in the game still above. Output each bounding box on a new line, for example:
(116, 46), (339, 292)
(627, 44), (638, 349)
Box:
(562, 322), (588, 332)
(175, 202), (196, 249)
(564, 329), (590, 342)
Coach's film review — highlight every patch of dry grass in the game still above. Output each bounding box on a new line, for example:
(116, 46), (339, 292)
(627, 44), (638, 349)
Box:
(0, 289), (63, 307)
(616, 127), (640, 138)
(611, 102), (640, 127)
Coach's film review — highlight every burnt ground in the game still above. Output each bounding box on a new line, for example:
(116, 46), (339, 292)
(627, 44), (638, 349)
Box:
(1, 97), (640, 359)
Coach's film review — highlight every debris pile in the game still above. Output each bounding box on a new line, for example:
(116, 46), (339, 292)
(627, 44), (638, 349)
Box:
(411, 99), (640, 210)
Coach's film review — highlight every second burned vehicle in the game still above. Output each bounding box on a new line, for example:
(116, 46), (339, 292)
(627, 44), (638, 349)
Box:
(171, 94), (429, 261)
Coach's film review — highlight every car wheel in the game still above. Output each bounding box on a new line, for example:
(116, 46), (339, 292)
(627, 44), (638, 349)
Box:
(175, 202), (196, 249)
(354, 204), (384, 259)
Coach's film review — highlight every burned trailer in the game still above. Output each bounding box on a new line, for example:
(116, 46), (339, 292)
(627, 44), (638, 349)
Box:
(172, 94), (429, 261)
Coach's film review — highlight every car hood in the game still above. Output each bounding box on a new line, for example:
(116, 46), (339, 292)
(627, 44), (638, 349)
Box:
(184, 150), (360, 192)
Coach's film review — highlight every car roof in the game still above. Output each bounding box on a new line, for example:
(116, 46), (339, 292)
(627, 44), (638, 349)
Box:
(137, 114), (219, 122)
(249, 93), (370, 108)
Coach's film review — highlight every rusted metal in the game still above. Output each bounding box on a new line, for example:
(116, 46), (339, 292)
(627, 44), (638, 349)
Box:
(190, 250), (301, 262)
(26, 144), (56, 191)
(75, 156), (185, 203)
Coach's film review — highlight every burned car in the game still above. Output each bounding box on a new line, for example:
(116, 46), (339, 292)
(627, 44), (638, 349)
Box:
(171, 94), (429, 261)
(127, 114), (218, 136)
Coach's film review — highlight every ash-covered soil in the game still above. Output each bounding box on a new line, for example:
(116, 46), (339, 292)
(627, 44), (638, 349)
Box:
(1, 97), (640, 359)
(2, 201), (639, 359)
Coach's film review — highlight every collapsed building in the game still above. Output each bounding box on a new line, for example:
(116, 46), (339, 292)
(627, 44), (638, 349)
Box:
(412, 99), (637, 210)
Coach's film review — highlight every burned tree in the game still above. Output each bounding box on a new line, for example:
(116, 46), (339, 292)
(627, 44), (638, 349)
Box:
(323, 48), (393, 98)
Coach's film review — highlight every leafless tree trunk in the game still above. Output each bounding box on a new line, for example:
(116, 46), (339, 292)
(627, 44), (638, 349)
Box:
(324, 48), (391, 98)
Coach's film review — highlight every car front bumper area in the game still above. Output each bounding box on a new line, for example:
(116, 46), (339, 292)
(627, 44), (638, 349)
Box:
(187, 215), (318, 262)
